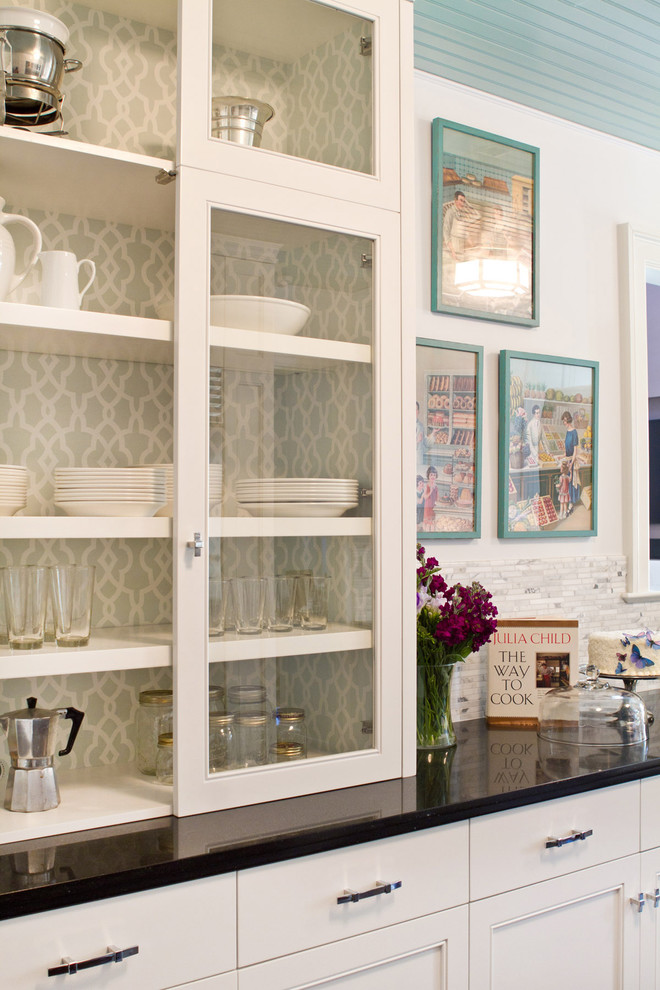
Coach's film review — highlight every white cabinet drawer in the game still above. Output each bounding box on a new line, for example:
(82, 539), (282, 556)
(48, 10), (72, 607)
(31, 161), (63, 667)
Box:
(641, 775), (660, 851)
(237, 823), (469, 966)
(470, 781), (640, 901)
(0, 874), (237, 990)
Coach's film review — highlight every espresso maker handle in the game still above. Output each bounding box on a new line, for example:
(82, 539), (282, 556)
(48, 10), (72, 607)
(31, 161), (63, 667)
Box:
(58, 707), (85, 757)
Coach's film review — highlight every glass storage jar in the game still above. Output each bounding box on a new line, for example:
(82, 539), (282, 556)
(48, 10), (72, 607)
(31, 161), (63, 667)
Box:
(271, 707), (306, 760)
(137, 689), (173, 776)
(209, 710), (236, 772)
(208, 684), (225, 713)
(227, 684), (273, 719)
(235, 711), (268, 767)
(155, 731), (174, 785)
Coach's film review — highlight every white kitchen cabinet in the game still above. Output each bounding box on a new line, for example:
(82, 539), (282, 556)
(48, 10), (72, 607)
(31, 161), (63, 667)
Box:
(178, 0), (403, 211)
(0, 0), (411, 838)
(469, 854), (641, 990)
(238, 906), (468, 990)
(640, 849), (660, 988)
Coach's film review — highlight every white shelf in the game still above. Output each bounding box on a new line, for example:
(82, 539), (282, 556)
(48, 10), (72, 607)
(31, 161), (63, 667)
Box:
(0, 625), (172, 679)
(209, 623), (372, 662)
(210, 517), (372, 538)
(210, 326), (371, 371)
(0, 302), (173, 363)
(0, 127), (176, 230)
(0, 516), (172, 540)
(0, 763), (171, 843)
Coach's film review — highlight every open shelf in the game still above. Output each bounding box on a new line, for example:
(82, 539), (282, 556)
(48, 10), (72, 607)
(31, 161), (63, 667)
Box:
(209, 623), (371, 662)
(0, 302), (173, 363)
(0, 128), (176, 230)
(0, 625), (172, 679)
(0, 517), (172, 540)
(0, 763), (172, 844)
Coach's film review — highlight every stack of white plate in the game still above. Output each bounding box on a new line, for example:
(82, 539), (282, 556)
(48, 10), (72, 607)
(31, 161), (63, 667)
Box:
(235, 477), (359, 517)
(0, 464), (28, 516)
(153, 464), (224, 517)
(54, 467), (166, 517)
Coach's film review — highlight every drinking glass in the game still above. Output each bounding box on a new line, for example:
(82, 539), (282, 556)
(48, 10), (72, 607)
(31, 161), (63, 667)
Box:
(264, 576), (295, 632)
(49, 564), (95, 647)
(232, 577), (265, 635)
(299, 576), (329, 630)
(2, 565), (48, 650)
(209, 578), (232, 637)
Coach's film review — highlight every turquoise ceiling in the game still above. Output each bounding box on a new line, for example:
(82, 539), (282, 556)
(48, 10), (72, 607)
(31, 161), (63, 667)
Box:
(414, 0), (660, 152)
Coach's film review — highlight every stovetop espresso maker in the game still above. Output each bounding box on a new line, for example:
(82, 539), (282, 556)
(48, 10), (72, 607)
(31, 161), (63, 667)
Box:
(0, 696), (84, 812)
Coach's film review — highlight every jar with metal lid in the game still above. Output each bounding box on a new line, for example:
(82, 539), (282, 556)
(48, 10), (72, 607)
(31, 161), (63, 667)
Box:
(271, 707), (306, 760)
(155, 731), (173, 785)
(209, 711), (236, 773)
(235, 711), (268, 767)
(227, 684), (273, 720)
(137, 689), (173, 776)
(208, 684), (225, 713)
(269, 741), (305, 763)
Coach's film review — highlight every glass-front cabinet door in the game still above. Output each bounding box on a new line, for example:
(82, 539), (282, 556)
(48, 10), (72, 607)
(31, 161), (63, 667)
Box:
(178, 0), (402, 210)
(174, 168), (402, 814)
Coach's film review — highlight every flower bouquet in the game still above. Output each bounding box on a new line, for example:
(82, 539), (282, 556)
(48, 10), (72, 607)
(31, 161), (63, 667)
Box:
(417, 543), (498, 748)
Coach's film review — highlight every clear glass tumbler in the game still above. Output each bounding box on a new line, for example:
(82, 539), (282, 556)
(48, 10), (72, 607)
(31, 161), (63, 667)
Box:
(232, 577), (265, 635)
(299, 576), (329, 630)
(2, 565), (48, 650)
(49, 564), (95, 647)
(264, 576), (295, 632)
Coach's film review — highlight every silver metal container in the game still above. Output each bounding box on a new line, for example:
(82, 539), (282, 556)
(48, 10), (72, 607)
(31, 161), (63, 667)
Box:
(0, 8), (82, 127)
(211, 96), (274, 147)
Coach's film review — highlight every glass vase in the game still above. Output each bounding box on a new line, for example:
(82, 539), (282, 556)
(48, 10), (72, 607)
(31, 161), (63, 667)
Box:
(417, 662), (458, 749)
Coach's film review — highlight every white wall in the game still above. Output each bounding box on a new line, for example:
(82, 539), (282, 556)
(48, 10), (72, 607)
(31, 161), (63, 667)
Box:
(414, 70), (660, 565)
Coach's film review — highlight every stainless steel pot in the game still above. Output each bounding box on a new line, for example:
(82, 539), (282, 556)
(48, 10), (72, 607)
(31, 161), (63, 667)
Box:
(0, 12), (82, 127)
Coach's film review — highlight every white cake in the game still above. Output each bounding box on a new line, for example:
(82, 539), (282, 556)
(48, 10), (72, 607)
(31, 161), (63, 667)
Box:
(588, 630), (660, 677)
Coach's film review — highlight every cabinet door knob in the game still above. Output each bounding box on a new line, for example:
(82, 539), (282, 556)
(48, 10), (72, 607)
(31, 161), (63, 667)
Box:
(545, 828), (593, 848)
(646, 889), (660, 908)
(48, 944), (139, 977)
(631, 893), (646, 914)
(337, 880), (402, 904)
(187, 532), (204, 557)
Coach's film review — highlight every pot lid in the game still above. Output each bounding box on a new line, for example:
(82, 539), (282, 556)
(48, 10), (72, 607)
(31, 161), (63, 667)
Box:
(538, 665), (652, 746)
(0, 7), (69, 46)
(1, 697), (62, 721)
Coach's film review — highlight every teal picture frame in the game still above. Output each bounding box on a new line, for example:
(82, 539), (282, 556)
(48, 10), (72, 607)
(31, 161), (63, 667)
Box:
(432, 118), (539, 328)
(498, 350), (599, 538)
(416, 338), (483, 539)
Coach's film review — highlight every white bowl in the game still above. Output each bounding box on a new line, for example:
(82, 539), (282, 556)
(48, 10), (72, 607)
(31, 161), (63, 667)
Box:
(210, 295), (311, 335)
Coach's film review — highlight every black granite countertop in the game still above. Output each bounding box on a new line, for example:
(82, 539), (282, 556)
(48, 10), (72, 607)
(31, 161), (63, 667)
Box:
(3, 697), (660, 922)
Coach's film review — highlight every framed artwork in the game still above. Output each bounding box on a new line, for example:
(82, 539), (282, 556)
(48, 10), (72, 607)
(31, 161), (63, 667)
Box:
(431, 119), (539, 327)
(416, 338), (483, 538)
(498, 350), (599, 538)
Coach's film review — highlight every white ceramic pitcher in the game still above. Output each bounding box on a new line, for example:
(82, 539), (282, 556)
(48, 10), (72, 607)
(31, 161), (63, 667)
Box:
(39, 250), (96, 310)
(0, 198), (42, 301)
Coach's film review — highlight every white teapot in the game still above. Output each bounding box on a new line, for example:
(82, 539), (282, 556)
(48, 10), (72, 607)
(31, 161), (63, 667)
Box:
(0, 198), (42, 301)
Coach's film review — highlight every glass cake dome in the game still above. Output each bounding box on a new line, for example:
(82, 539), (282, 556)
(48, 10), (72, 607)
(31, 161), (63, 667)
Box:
(538, 665), (653, 747)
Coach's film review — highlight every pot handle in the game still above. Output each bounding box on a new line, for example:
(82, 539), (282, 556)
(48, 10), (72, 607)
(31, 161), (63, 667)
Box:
(64, 59), (83, 73)
(58, 707), (85, 757)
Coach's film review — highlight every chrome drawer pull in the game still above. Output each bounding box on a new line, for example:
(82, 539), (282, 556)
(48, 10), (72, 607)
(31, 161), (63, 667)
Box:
(48, 944), (139, 977)
(545, 828), (593, 848)
(646, 889), (660, 908)
(337, 880), (402, 904)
